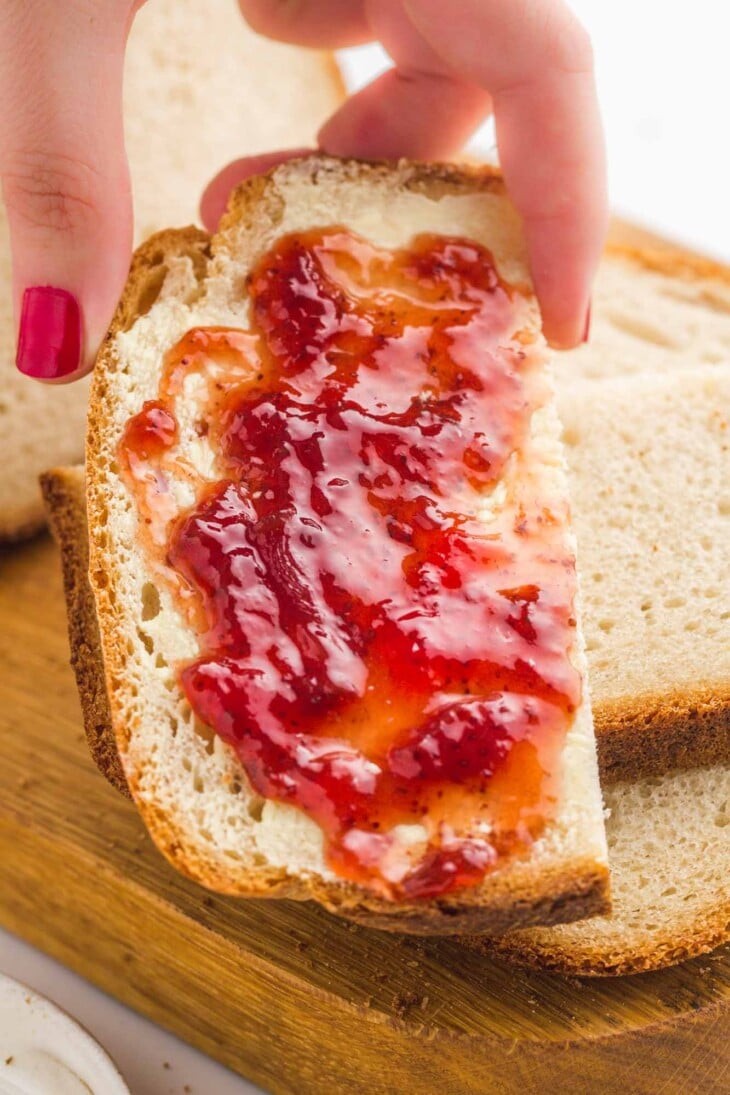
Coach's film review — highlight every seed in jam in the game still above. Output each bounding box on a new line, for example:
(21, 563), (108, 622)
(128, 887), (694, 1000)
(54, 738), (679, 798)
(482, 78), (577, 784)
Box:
(118, 228), (581, 900)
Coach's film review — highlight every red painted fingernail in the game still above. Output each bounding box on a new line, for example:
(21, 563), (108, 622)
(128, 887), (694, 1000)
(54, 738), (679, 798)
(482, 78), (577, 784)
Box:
(16, 287), (81, 379)
(582, 302), (592, 344)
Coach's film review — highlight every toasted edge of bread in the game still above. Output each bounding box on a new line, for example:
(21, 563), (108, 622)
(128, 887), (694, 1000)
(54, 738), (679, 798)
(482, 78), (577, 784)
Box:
(605, 241), (730, 287)
(595, 691), (730, 783)
(40, 465), (130, 798)
(468, 907), (730, 978)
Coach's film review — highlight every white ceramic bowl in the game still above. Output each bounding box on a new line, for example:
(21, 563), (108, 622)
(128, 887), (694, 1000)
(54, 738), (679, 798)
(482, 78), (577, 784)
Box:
(0, 973), (129, 1094)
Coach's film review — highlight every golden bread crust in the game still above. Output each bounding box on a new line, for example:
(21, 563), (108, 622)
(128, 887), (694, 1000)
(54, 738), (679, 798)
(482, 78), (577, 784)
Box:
(40, 465), (130, 797)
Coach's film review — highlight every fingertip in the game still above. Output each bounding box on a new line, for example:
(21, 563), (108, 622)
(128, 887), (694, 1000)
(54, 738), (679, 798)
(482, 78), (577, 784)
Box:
(525, 204), (606, 351)
(15, 286), (85, 383)
(200, 148), (315, 230)
(540, 302), (592, 352)
(542, 306), (591, 351)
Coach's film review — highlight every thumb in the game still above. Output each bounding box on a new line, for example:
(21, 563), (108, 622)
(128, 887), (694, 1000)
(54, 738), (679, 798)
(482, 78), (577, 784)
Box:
(0, 2), (133, 383)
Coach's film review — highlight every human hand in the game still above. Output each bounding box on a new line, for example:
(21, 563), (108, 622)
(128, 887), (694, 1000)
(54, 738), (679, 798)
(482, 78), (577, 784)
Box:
(2, 0), (605, 383)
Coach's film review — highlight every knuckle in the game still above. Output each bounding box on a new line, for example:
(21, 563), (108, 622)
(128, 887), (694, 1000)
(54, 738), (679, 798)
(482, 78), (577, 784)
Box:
(544, 16), (594, 75)
(2, 149), (101, 235)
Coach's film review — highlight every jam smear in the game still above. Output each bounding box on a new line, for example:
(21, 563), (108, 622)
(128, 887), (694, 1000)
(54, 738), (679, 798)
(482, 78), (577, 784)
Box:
(119, 229), (580, 900)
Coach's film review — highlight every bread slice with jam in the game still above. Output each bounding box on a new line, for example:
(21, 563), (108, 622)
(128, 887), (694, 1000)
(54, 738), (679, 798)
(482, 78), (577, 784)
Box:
(84, 155), (609, 934)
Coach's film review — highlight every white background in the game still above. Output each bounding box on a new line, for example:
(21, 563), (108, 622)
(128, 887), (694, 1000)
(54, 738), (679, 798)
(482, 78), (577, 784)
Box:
(2, 4), (728, 1094)
(574, 0), (730, 260)
(342, 0), (730, 260)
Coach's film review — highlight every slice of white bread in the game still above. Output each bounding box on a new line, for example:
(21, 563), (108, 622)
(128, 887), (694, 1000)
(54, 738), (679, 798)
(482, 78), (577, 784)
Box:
(557, 365), (730, 781)
(558, 246), (730, 382)
(41, 464), (730, 972)
(0, 0), (343, 542)
(466, 763), (730, 975)
(82, 155), (609, 934)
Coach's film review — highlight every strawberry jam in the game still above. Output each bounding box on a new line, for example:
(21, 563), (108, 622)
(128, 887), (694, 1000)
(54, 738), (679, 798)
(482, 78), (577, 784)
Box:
(119, 228), (581, 901)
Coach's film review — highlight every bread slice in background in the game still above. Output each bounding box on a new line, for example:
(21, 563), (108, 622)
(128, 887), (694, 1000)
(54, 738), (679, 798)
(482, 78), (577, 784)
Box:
(557, 246), (730, 383)
(122, 2), (342, 244)
(558, 366), (730, 781)
(82, 155), (609, 935)
(0, 0), (343, 542)
(465, 763), (730, 975)
(42, 461), (730, 973)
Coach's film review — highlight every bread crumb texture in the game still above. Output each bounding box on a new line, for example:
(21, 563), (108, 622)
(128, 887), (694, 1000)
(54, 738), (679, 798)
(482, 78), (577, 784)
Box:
(558, 366), (730, 700)
(561, 249), (730, 381)
(468, 763), (730, 975)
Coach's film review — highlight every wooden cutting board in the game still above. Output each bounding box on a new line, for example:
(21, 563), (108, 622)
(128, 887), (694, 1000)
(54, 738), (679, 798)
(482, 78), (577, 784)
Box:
(2, 222), (729, 1095)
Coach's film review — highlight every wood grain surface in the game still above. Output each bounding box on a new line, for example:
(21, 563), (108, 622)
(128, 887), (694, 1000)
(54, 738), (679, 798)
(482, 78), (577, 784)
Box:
(2, 219), (728, 1094)
(1, 527), (728, 1095)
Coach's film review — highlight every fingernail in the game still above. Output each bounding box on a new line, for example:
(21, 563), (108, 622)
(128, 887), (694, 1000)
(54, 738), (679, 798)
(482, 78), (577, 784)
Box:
(581, 302), (592, 344)
(16, 287), (82, 379)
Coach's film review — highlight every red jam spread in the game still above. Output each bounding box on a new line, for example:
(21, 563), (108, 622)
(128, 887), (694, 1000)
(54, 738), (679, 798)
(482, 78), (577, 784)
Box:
(119, 229), (580, 900)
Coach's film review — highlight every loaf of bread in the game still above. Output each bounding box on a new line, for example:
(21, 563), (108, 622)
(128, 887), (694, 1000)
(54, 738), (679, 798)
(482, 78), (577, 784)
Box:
(75, 155), (610, 934)
(0, 0), (342, 541)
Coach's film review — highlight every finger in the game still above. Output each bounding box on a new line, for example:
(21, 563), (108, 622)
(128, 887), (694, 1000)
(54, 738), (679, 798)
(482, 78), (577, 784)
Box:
(402, 0), (606, 347)
(0, 3), (133, 382)
(495, 73), (607, 348)
(200, 148), (313, 232)
(319, 68), (491, 161)
(238, 0), (370, 47)
(320, 0), (491, 159)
